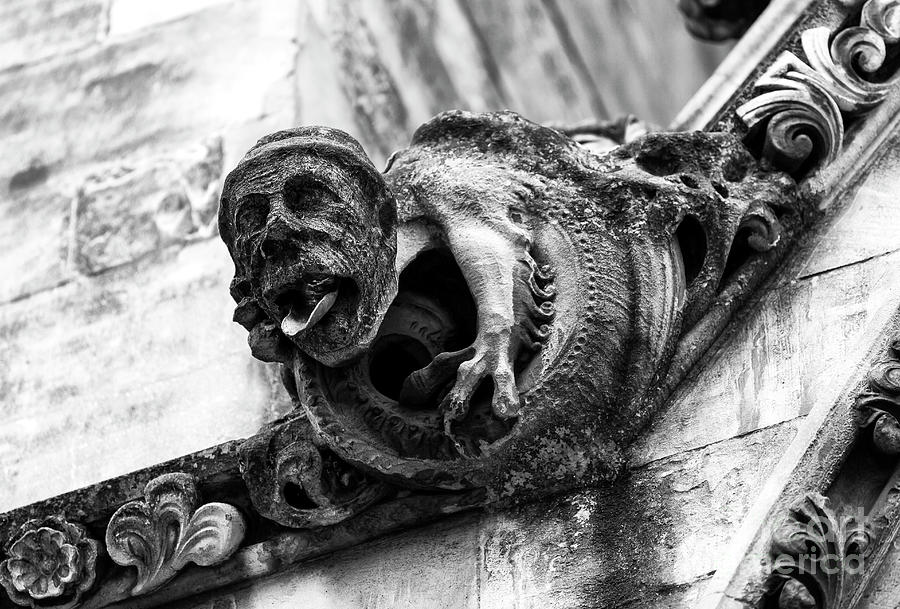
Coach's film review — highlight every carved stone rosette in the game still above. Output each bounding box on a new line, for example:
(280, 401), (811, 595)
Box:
(104, 473), (246, 596)
(0, 517), (99, 609)
(738, 0), (900, 175)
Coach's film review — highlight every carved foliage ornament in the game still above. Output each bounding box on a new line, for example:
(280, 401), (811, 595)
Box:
(219, 110), (802, 524)
(0, 517), (99, 608)
(737, 0), (900, 175)
(765, 494), (873, 609)
(857, 336), (900, 454)
(105, 473), (246, 596)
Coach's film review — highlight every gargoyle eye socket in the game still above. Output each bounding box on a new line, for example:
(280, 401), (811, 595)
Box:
(234, 194), (270, 234)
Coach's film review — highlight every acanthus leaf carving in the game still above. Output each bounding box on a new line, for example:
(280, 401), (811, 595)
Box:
(737, 0), (900, 176)
(737, 52), (843, 174)
(765, 493), (873, 609)
(104, 472), (246, 596)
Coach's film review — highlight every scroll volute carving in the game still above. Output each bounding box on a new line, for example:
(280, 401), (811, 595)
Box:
(239, 415), (390, 528)
(219, 111), (800, 514)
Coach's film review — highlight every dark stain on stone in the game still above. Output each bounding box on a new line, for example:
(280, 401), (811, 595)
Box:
(8, 163), (50, 191)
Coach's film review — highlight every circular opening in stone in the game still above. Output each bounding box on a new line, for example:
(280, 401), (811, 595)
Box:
(369, 334), (433, 401)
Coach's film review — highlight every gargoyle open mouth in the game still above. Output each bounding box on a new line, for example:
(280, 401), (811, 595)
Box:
(265, 273), (359, 337)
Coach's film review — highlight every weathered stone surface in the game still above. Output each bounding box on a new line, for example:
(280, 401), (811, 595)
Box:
(0, 0), (294, 191)
(457, 0), (602, 123)
(72, 138), (222, 274)
(0, 184), (71, 304)
(0, 240), (292, 511)
(0, 0), (105, 72)
(800, 139), (900, 279)
(165, 420), (798, 609)
(108, 0), (230, 36)
(629, 147), (900, 466)
(549, 0), (732, 124)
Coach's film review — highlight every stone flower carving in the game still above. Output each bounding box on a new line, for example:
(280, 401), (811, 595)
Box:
(0, 516), (99, 608)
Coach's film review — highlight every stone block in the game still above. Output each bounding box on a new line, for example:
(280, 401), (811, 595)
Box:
(0, 0), (295, 191)
(0, 184), (71, 303)
(0, 0), (105, 72)
(72, 138), (222, 274)
(0, 239), (292, 511)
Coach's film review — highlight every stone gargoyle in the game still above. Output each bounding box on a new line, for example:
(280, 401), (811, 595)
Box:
(219, 110), (800, 528)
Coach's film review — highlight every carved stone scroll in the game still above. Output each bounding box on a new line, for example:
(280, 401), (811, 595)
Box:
(240, 415), (391, 528)
(857, 337), (900, 454)
(104, 473), (246, 596)
(737, 0), (900, 175)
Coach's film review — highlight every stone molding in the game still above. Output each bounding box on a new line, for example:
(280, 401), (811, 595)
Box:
(2, 1), (900, 608)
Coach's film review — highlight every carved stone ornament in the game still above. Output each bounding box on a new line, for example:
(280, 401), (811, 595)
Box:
(0, 517), (99, 609)
(765, 494), (873, 609)
(738, 0), (900, 175)
(104, 473), (246, 596)
(219, 109), (802, 523)
(240, 413), (391, 527)
(857, 336), (900, 454)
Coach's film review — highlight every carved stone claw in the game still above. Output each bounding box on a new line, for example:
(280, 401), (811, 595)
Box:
(399, 346), (476, 409)
(441, 342), (521, 437)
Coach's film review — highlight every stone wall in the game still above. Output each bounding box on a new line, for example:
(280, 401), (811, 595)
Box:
(0, 0), (728, 512)
(3, 1), (900, 609)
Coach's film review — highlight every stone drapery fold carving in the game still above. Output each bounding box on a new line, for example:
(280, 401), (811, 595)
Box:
(219, 110), (802, 526)
(104, 472), (246, 596)
(0, 517), (99, 609)
(737, 0), (900, 175)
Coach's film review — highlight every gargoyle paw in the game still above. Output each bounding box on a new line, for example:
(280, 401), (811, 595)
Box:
(441, 349), (520, 436)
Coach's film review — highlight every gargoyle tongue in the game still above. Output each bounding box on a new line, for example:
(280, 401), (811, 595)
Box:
(280, 290), (339, 337)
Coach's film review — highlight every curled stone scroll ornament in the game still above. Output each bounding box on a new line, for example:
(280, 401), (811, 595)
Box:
(219, 109), (802, 523)
(0, 517), (99, 609)
(737, 0), (900, 175)
(104, 473), (246, 596)
(857, 336), (900, 454)
(240, 414), (391, 528)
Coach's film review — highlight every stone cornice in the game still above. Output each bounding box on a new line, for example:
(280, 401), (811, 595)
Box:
(4, 2), (900, 608)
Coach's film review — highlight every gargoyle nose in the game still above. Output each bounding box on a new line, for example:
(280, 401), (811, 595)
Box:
(259, 219), (296, 260)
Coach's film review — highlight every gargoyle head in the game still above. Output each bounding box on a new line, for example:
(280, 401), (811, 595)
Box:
(219, 127), (398, 366)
